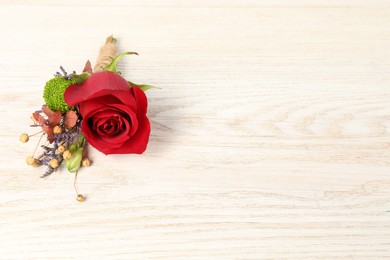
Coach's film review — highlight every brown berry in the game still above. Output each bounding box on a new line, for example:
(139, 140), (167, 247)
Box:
(53, 125), (63, 134)
(19, 133), (29, 143)
(58, 145), (66, 153)
(76, 194), (85, 202)
(49, 158), (59, 169)
(63, 150), (72, 160)
(82, 158), (91, 167)
(32, 161), (40, 168)
(26, 156), (36, 165)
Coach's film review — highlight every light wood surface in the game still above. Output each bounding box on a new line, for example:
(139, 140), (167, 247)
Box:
(1, 0), (390, 259)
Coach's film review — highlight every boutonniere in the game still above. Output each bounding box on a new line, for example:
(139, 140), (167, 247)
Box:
(20, 36), (155, 202)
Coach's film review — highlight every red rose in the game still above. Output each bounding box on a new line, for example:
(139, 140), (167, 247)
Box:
(64, 71), (150, 155)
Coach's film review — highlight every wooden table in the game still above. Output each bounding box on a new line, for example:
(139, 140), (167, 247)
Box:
(1, 0), (389, 258)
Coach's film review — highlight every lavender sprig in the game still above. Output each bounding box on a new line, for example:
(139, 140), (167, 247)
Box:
(54, 66), (77, 80)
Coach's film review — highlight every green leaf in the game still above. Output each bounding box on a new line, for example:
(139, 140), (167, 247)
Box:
(138, 85), (157, 92)
(104, 51), (138, 73)
(128, 81), (159, 92)
(71, 73), (90, 85)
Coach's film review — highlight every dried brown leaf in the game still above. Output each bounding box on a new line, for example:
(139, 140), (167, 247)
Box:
(48, 111), (62, 125)
(32, 112), (46, 126)
(64, 110), (78, 128)
(83, 60), (92, 74)
(42, 105), (54, 117)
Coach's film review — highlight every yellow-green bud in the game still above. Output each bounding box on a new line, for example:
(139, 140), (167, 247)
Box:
(66, 148), (83, 172)
(68, 143), (78, 152)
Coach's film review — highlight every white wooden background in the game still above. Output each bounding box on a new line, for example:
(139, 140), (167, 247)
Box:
(0, 0), (390, 259)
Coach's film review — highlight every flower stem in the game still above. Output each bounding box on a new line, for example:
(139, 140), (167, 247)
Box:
(94, 35), (118, 72)
(74, 170), (85, 202)
(32, 133), (45, 157)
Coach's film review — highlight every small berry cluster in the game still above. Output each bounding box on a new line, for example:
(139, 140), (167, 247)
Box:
(20, 110), (91, 178)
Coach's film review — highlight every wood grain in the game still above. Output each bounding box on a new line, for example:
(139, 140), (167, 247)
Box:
(0, 0), (390, 259)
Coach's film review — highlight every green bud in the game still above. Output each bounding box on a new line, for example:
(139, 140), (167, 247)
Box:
(66, 147), (83, 173)
(69, 135), (85, 153)
(68, 143), (78, 153)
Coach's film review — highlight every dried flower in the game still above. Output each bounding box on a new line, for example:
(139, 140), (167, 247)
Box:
(32, 106), (62, 143)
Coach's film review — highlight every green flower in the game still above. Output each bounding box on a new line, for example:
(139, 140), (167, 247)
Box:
(43, 77), (75, 113)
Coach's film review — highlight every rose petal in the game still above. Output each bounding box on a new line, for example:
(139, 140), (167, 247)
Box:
(82, 118), (124, 151)
(100, 127), (130, 144)
(78, 90), (136, 116)
(86, 103), (138, 137)
(89, 110), (132, 143)
(114, 115), (150, 154)
(80, 95), (138, 131)
(83, 114), (149, 155)
(132, 86), (148, 115)
(64, 71), (131, 106)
